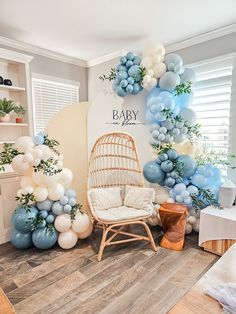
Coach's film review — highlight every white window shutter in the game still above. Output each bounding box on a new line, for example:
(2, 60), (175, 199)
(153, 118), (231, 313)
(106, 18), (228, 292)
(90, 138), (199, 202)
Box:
(32, 77), (79, 134)
(190, 56), (234, 153)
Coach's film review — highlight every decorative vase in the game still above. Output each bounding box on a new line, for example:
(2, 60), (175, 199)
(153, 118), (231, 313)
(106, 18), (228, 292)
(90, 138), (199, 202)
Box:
(218, 187), (236, 208)
(0, 114), (10, 122)
(16, 117), (23, 123)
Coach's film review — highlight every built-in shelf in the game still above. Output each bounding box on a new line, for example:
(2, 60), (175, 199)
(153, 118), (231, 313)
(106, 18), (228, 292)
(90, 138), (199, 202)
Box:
(0, 85), (26, 92)
(0, 141), (15, 144)
(0, 122), (28, 127)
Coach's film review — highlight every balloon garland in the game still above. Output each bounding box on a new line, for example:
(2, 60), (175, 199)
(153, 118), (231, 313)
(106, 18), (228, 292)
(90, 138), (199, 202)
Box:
(0, 132), (93, 249)
(100, 42), (235, 234)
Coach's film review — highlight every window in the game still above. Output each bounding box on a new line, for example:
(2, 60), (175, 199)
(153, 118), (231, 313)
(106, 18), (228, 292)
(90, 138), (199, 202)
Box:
(190, 56), (234, 154)
(32, 76), (79, 134)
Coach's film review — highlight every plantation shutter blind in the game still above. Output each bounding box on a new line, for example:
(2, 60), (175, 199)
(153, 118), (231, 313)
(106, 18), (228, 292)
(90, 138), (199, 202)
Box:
(32, 77), (79, 134)
(190, 56), (234, 153)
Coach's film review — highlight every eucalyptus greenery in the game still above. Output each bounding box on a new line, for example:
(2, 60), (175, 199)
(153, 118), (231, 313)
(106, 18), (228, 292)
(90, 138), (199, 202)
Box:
(43, 134), (60, 155)
(33, 158), (62, 176)
(195, 145), (236, 169)
(191, 188), (219, 210)
(172, 159), (184, 178)
(70, 203), (83, 221)
(174, 81), (192, 96)
(0, 143), (21, 171)
(99, 68), (116, 82)
(15, 193), (36, 211)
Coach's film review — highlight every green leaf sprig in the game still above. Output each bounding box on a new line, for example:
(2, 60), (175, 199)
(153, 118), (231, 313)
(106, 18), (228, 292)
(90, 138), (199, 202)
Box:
(33, 158), (62, 176)
(15, 193), (36, 211)
(0, 143), (21, 171)
(191, 188), (219, 210)
(174, 81), (192, 96)
(70, 203), (83, 221)
(99, 68), (116, 82)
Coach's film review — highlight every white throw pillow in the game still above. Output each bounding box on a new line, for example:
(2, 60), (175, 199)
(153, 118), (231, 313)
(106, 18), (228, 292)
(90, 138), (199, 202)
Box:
(89, 187), (122, 211)
(124, 186), (155, 211)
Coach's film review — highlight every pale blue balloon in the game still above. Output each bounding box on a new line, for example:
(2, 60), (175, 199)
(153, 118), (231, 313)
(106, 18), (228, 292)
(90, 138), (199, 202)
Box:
(187, 185), (199, 195)
(176, 195), (183, 203)
(60, 196), (69, 205)
(64, 204), (72, 213)
(174, 183), (186, 194)
(126, 84), (134, 93)
(181, 190), (190, 199)
(120, 79), (128, 88)
(126, 52), (135, 60)
(174, 92), (193, 110)
(167, 149), (178, 160)
(34, 135), (44, 145)
(145, 110), (155, 124)
(159, 72), (180, 92)
(52, 202), (64, 215)
(11, 229), (32, 249)
(147, 87), (162, 102)
(165, 53), (183, 71)
(68, 197), (77, 207)
(132, 83), (142, 94)
(127, 77), (134, 85)
(65, 188), (76, 198)
(116, 86), (127, 97)
(133, 56), (141, 65)
(13, 207), (38, 233)
(164, 177), (176, 187)
(128, 65), (141, 81)
(116, 71), (128, 81)
(32, 227), (58, 250)
(37, 198), (54, 211)
(191, 174), (207, 188)
(143, 161), (165, 184)
(126, 60), (133, 68)
(46, 214), (54, 224)
(161, 160), (173, 172)
(120, 56), (127, 65)
(177, 155), (197, 177)
(117, 65), (127, 72)
(39, 210), (48, 219)
(180, 68), (196, 84)
(38, 219), (46, 228)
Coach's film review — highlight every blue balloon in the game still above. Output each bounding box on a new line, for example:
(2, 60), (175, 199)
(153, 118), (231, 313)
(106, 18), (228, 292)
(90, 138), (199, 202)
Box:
(117, 65), (127, 72)
(145, 110), (155, 124)
(177, 155), (197, 177)
(68, 197), (77, 207)
(39, 210), (48, 219)
(120, 79), (128, 88)
(52, 201), (64, 215)
(187, 185), (199, 195)
(65, 188), (76, 198)
(191, 173), (207, 188)
(174, 92), (193, 110)
(161, 160), (173, 172)
(174, 183), (186, 194)
(60, 196), (69, 205)
(164, 177), (176, 187)
(116, 71), (128, 81)
(64, 204), (72, 213)
(128, 65), (141, 81)
(167, 149), (179, 160)
(180, 68), (196, 85)
(116, 86), (127, 97)
(126, 60), (133, 68)
(38, 220), (46, 228)
(46, 214), (54, 224)
(11, 228), (32, 249)
(133, 56), (141, 65)
(164, 54), (183, 71)
(120, 56), (127, 65)
(32, 227), (58, 249)
(13, 207), (38, 233)
(159, 72), (180, 92)
(159, 153), (168, 161)
(126, 52), (135, 60)
(127, 77), (134, 85)
(147, 87), (162, 103)
(37, 198), (53, 211)
(132, 83), (142, 94)
(34, 135), (44, 145)
(143, 161), (165, 184)
(126, 84), (133, 93)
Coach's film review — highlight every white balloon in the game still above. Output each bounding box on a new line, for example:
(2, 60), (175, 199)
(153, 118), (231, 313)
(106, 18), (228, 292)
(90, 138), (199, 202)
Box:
(32, 171), (60, 187)
(140, 57), (152, 69)
(149, 77), (158, 87)
(15, 136), (34, 153)
(147, 69), (154, 77)
(34, 187), (48, 202)
(192, 219), (200, 232)
(23, 186), (34, 194)
(31, 147), (43, 160)
(155, 186), (169, 204)
(58, 168), (73, 188)
(152, 54), (161, 64)
(58, 229), (78, 249)
(17, 188), (24, 197)
(143, 74), (151, 84)
(20, 176), (36, 189)
(185, 223), (193, 235)
(55, 213), (71, 232)
(72, 212), (91, 233)
(188, 215), (197, 225)
(57, 160), (63, 170)
(189, 208), (200, 218)
(36, 145), (54, 161)
(180, 108), (196, 127)
(23, 153), (33, 163)
(12, 155), (31, 174)
(167, 197), (175, 203)
(30, 158), (41, 166)
(153, 63), (167, 78)
(48, 183), (65, 201)
(77, 224), (93, 239)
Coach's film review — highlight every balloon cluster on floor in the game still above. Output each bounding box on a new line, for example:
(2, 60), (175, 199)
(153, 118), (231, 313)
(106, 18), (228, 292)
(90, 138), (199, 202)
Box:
(0, 133), (93, 249)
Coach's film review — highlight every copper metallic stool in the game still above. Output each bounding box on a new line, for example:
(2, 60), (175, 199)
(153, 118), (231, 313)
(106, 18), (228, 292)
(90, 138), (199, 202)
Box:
(159, 203), (187, 251)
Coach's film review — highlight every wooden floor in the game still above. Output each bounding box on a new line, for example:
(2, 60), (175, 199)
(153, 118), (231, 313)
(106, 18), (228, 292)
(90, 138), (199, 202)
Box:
(0, 226), (218, 314)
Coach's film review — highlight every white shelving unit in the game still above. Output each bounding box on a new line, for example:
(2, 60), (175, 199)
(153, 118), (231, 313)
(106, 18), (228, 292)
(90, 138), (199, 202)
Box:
(0, 85), (26, 92)
(0, 122), (28, 126)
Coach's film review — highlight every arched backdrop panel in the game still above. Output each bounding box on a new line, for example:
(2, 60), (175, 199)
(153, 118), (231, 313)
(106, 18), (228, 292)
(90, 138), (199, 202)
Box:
(46, 102), (90, 211)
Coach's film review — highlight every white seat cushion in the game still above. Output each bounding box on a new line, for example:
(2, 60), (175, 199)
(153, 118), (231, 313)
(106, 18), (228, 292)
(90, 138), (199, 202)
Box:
(95, 206), (152, 222)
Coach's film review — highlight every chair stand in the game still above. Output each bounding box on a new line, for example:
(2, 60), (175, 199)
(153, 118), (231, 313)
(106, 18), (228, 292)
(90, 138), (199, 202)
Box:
(97, 221), (158, 261)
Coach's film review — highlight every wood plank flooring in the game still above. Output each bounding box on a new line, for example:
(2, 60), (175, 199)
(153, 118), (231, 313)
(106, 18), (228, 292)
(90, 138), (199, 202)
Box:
(0, 226), (218, 314)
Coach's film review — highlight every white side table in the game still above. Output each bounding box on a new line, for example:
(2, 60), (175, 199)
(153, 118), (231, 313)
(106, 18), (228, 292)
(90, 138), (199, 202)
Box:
(199, 206), (236, 255)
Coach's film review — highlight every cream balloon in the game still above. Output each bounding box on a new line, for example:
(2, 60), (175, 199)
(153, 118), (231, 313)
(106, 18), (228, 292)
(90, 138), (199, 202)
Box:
(58, 229), (78, 249)
(166, 197), (175, 203)
(154, 186), (169, 204)
(58, 168), (73, 188)
(54, 213), (71, 232)
(32, 171), (60, 187)
(34, 187), (48, 202)
(15, 136), (34, 153)
(185, 223), (193, 235)
(16, 188), (24, 197)
(72, 212), (91, 233)
(20, 176), (36, 189)
(192, 219), (200, 232)
(153, 63), (167, 78)
(12, 155), (31, 174)
(189, 208), (200, 218)
(188, 215), (197, 225)
(23, 153), (33, 163)
(48, 183), (65, 201)
(23, 186), (34, 194)
(36, 145), (55, 161)
(77, 224), (93, 239)
(140, 56), (152, 69)
(31, 147), (43, 160)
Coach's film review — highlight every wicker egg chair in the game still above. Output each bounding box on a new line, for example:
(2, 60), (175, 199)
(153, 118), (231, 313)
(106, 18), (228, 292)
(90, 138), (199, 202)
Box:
(87, 132), (158, 261)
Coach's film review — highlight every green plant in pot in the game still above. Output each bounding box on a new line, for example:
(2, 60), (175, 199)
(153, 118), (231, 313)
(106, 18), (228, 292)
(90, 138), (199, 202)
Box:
(0, 98), (15, 122)
(14, 104), (26, 123)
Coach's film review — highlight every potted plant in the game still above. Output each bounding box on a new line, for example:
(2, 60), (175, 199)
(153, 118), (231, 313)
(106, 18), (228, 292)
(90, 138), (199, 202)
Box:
(14, 104), (26, 123)
(0, 98), (15, 122)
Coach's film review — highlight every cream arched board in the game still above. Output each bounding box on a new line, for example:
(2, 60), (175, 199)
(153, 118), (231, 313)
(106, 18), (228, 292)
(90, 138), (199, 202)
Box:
(46, 102), (90, 212)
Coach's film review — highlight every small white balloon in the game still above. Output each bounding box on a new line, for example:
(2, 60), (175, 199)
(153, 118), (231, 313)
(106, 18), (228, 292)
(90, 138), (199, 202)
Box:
(23, 153), (33, 163)
(58, 229), (78, 249)
(58, 168), (73, 188)
(146, 216), (159, 226)
(55, 213), (72, 232)
(167, 197), (175, 203)
(31, 147), (43, 160)
(36, 145), (54, 161)
(140, 56), (152, 69)
(12, 155), (31, 174)
(23, 186), (34, 194)
(185, 223), (193, 235)
(188, 215), (197, 225)
(77, 224), (93, 239)
(15, 136), (34, 153)
(32, 171), (60, 187)
(34, 186), (48, 202)
(192, 219), (200, 232)
(17, 188), (24, 198)
(143, 74), (151, 84)
(72, 212), (91, 233)
(153, 63), (167, 78)
(48, 183), (65, 201)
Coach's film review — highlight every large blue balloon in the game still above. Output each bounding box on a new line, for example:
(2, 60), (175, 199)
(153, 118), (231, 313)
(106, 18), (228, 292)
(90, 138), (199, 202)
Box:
(37, 198), (54, 211)
(145, 110), (156, 124)
(177, 155), (197, 178)
(180, 68), (196, 85)
(143, 161), (165, 184)
(13, 207), (38, 233)
(174, 92), (193, 110)
(159, 72), (180, 92)
(11, 228), (32, 249)
(32, 226), (58, 249)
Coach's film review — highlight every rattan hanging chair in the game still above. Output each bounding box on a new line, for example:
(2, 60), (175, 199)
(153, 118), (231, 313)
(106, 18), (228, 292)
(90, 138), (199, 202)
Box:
(87, 132), (158, 261)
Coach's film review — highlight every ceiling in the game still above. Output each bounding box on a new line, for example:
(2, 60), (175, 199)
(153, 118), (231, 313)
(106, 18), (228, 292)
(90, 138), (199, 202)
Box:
(0, 0), (236, 62)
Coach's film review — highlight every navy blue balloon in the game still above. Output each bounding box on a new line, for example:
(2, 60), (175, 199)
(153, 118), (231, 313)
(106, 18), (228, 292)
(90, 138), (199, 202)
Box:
(11, 228), (32, 249)
(32, 226), (58, 249)
(177, 155), (197, 178)
(13, 207), (38, 233)
(143, 161), (165, 184)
